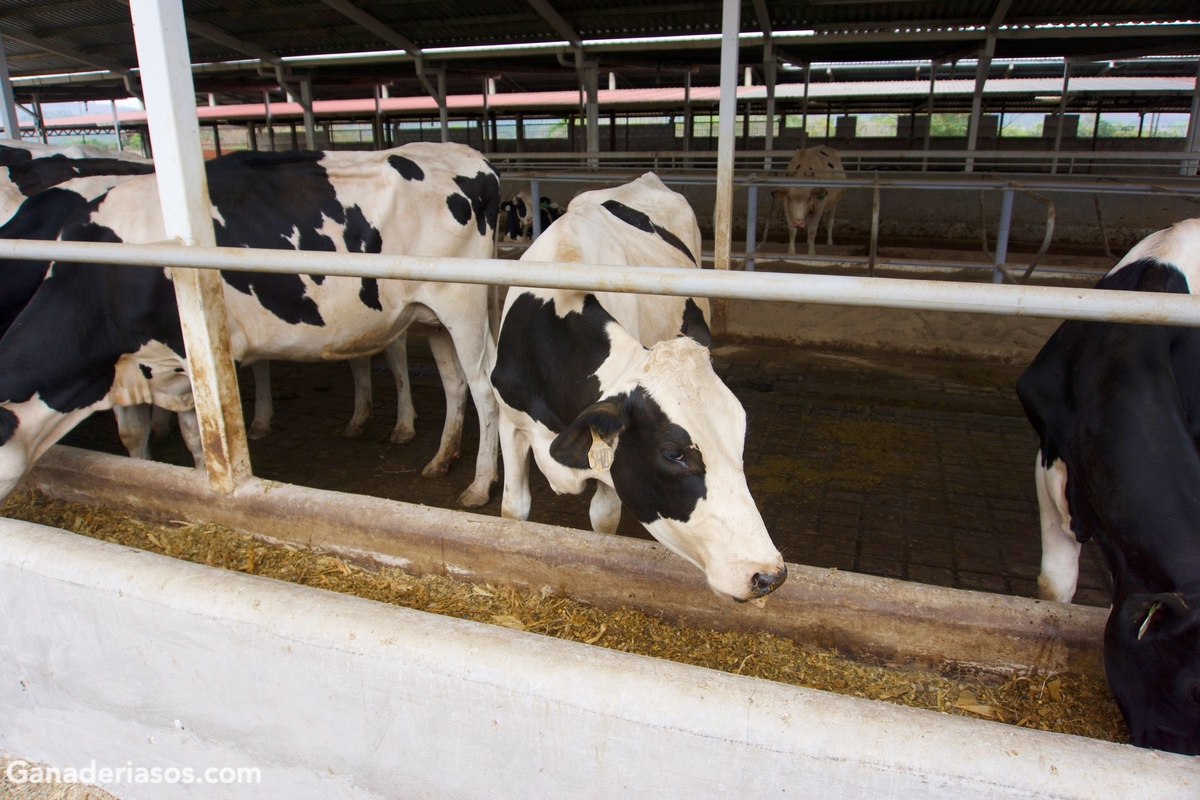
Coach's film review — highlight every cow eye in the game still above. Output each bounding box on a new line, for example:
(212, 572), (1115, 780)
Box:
(663, 448), (686, 464)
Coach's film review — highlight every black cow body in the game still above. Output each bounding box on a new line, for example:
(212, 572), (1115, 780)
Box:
(0, 143), (501, 507)
(1017, 218), (1200, 754)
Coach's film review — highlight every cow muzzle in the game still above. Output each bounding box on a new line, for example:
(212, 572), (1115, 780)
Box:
(789, 218), (806, 229)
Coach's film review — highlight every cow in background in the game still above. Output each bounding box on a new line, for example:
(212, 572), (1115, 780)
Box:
(1017, 217), (1200, 755)
(491, 173), (786, 603)
(0, 142), (501, 508)
(772, 146), (845, 256)
(500, 187), (564, 242)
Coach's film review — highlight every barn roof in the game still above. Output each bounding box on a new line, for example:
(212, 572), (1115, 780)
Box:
(0, 1), (1195, 103)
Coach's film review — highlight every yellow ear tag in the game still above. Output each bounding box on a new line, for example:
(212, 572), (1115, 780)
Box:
(588, 429), (614, 471)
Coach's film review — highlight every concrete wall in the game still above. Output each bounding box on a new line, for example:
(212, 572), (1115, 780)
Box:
(4, 518), (1199, 800)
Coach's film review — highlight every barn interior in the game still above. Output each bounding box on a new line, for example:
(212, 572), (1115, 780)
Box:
(0, 0), (1193, 608)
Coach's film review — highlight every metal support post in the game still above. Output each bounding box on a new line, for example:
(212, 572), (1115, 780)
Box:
(128, 0), (252, 493)
(33, 92), (46, 144)
(0, 30), (20, 140)
(437, 71), (448, 142)
(263, 89), (274, 151)
(516, 113), (525, 152)
(584, 63), (599, 167)
(683, 70), (693, 157)
(374, 84), (383, 151)
(1051, 60), (1071, 174)
(530, 179), (541, 240)
(922, 60), (938, 171)
(247, 122), (257, 151)
(111, 100), (124, 151)
(711, 0), (741, 334)
(212, 124), (221, 157)
(299, 77), (316, 150)
(800, 62), (810, 149)
(993, 188), (1014, 285)
(868, 173), (880, 277)
(965, 36), (994, 173)
(763, 41), (776, 171)
(480, 78), (489, 154)
(744, 176), (758, 272)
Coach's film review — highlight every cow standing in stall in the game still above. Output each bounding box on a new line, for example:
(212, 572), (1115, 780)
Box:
(0, 142), (501, 508)
(1018, 217), (1200, 755)
(500, 187), (564, 242)
(772, 146), (846, 256)
(491, 173), (786, 603)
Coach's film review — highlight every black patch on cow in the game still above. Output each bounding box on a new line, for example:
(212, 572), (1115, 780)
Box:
(0, 145), (33, 167)
(310, 274), (325, 284)
(452, 170), (501, 237)
(0, 406), (18, 446)
(550, 387), (707, 524)
(359, 278), (383, 311)
(491, 293), (614, 432)
(6, 156), (153, 197)
(207, 150), (348, 327)
(600, 199), (697, 265)
(343, 204), (382, 254)
(446, 192), (472, 227)
(0, 187), (93, 338)
(0, 214), (186, 414)
(139, 364), (152, 379)
(387, 154), (424, 181)
(680, 299), (711, 347)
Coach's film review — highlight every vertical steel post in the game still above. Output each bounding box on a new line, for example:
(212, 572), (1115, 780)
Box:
(530, 179), (541, 240)
(868, 173), (880, 277)
(1051, 60), (1071, 174)
(683, 70), (693, 156)
(33, 92), (46, 144)
(263, 89), (274, 151)
(711, 0), (741, 334)
(922, 60), (937, 171)
(212, 124), (221, 157)
(128, 0), (252, 494)
(799, 62), (810, 149)
(437, 71), (448, 143)
(585, 64), (599, 167)
(0, 31), (20, 140)
(993, 188), (1014, 285)
(299, 77), (316, 150)
(111, 100), (124, 151)
(965, 37), (993, 173)
(744, 176), (757, 272)
(1181, 58), (1200, 176)
(763, 41), (776, 171)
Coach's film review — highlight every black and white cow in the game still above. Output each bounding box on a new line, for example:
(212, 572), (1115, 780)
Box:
(491, 173), (786, 603)
(1017, 217), (1200, 755)
(0, 142), (501, 507)
(500, 187), (564, 243)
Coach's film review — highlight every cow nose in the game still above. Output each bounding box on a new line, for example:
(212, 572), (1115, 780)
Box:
(750, 566), (788, 597)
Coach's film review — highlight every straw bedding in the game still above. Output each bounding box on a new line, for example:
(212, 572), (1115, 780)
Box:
(1, 490), (1127, 744)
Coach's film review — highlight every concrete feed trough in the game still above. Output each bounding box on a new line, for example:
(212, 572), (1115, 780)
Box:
(7, 448), (1200, 796)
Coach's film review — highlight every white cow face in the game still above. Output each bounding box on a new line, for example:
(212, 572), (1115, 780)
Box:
(776, 187), (827, 229)
(549, 337), (786, 602)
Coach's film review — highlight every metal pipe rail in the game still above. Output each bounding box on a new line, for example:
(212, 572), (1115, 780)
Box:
(2, 237), (1197, 326)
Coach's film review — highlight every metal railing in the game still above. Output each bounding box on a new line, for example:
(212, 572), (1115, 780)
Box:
(2, 237), (1198, 326)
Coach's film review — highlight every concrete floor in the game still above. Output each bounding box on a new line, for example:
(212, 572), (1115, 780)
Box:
(59, 329), (1112, 608)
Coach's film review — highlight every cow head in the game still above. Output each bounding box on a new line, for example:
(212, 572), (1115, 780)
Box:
(774, 185), (827, 230)
(1106, 591), (1200, 755)
(547, 328), (786, 603)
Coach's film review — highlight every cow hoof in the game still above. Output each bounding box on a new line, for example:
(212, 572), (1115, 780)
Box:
(343, 424), (366, 439)
(389, 426), (416, 444)
(458, 486), (490, 508)
(247, 422), (271, 440)
(421, 460), (451, 478)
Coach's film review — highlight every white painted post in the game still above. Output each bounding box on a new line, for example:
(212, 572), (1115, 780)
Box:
(0, 30), (20, 141)
(530, 179), (541, 240)
(711, 0), (741, 334)
(128, 0), (252, 494)
(994, 188), (1014, 285)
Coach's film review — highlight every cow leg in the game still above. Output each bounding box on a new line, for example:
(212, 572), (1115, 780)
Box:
(420, 325), (468, 480)
(384, 333), (416, 444)
(344, 355), (373, 438)
(150, 404), (173, 438)
(787, 224), (797, 256)
(177, 408), (205, 469)
(435, 306), (499, 508)
(114, 403), (152, 460)
(499, 417), (532, 521)
(247, 360), (272, 440)
(589, 480), (622, 534)
(1035, 455), (1081, 603)
(826, 206), (836, 246)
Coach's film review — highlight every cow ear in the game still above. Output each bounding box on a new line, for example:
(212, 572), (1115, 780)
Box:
(549, 398), (629, 471)
(679, 298), (711, 348)
(771, 188), (787, 199)
(1121, 593), (1193, 643)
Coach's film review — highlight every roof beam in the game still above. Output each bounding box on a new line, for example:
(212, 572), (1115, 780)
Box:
(752, 0), (773, 38)
(318, 0), (422, 53)
(987, 0), (1013, 33)
(524, 0), (581, 50)
(112, 0), (281, 65)
(0, 25), (129, 74)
